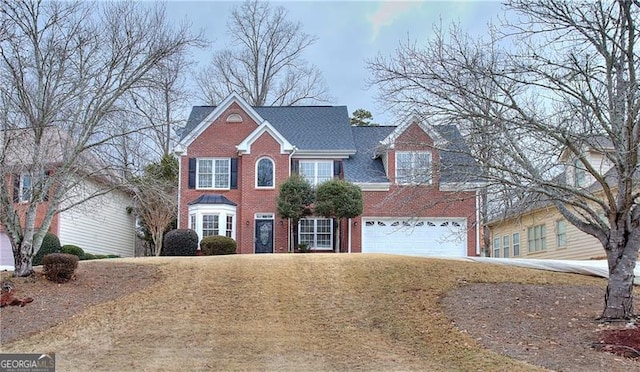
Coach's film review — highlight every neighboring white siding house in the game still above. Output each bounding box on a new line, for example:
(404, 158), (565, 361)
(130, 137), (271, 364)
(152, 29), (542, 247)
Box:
(57, 178), (135, 257)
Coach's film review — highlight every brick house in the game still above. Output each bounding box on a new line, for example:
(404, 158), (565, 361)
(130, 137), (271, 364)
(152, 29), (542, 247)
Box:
(175, 93), (481, 256)
(0, 128), (136, 269)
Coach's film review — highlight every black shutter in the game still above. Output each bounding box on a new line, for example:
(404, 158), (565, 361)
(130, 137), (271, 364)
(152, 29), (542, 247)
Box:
(333, 160), (342, 179)
(43, 171), (51, 202)
(13, 174), (20, 203)
(188, 158), (196, 189)
(292, 160), (299, 174)
(230, 158), (238, 189)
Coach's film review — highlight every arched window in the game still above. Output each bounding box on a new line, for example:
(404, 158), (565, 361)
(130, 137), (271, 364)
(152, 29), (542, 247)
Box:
(256, 157), (274, 188)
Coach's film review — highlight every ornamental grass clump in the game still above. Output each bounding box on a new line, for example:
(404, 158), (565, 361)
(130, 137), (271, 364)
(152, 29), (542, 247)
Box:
(43, 253), (79, 283)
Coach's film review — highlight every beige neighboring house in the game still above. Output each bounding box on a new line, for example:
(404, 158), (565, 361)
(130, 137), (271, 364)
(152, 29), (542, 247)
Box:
(0, 127), (136, 269)
(487, 138), (620, 260)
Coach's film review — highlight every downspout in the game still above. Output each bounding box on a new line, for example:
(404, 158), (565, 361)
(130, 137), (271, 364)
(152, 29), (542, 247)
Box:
(475, 189), (481, 256)
(287, 146), (298, 252)
(175, 151), (183, 228)
(348, 218), (352, 253)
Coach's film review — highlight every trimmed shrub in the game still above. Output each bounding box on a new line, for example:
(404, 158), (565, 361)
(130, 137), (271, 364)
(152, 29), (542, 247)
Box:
(200, 236), (237, 256)
(43, 253), (78, 283)
(163, 229), (199, 256)
(61, 245), (85, 258)
(33, 232), (61, 266)
(81, 253), (97, 260)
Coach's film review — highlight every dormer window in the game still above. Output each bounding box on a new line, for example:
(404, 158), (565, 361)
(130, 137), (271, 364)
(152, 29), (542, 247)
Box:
(396, 151), (432, 185)
(226, 113), (243, 123)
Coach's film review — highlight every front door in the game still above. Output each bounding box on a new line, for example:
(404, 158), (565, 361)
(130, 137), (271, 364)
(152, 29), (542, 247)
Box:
(254, 219), (274, 253)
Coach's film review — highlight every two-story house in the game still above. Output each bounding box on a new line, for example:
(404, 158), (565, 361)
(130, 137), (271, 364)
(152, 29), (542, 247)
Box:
(175, 93), (481, 256)
(0, 127), (136, 269)
(487, 137), (622, 260)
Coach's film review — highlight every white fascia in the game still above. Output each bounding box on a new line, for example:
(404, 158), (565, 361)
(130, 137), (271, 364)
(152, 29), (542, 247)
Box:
(236, 120), (294, 155)
(355, 182), (391, 192)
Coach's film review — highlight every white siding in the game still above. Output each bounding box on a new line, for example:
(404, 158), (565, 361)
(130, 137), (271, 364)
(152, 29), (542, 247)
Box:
(58, 179), (135, 257)
(0, 232), (13, 268)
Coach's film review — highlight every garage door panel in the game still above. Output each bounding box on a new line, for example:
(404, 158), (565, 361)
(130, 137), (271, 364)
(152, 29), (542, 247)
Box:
(362, 218), (467, 257)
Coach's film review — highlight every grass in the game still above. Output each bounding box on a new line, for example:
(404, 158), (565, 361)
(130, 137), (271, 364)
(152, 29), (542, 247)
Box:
(0, 254), (605, 371)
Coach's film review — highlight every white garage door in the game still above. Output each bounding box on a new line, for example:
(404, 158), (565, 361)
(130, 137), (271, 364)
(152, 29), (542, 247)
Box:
(0, 232), (14, 269)
(362, 218), (467, 257)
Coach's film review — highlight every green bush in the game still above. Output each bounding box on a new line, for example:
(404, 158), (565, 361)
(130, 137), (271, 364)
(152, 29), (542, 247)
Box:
(81, 253), (96, 260)
(33, 232), (61, 266)
(43, 253), (78, 283)
(163, 229), (199, 256)
(200, 236), (237, 256)
(61, 245), (85, 258)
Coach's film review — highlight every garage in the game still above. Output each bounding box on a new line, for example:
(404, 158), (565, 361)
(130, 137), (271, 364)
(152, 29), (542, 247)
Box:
(0, 232), (14, 269)
(361, 218), (467, 257)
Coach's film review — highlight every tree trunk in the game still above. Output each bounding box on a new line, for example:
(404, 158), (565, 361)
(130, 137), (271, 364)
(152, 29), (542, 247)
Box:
(152, 231), (164, 257)
(602, 235), (638, 320)
(13, 243), (34, 277)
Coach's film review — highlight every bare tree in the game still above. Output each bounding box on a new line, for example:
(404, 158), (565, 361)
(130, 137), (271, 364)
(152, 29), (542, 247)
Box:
(0, 0), (203, 276)
(368, 0), (640, 320)
(197, 0), (329, 106)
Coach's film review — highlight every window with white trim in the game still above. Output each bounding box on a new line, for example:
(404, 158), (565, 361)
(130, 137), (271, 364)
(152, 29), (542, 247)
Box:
(503, 235), (510, 258)
(556, 220), (567, 247)
(19, 174), (33, 202)
(256, 157), (274, 188)
(527, 224), (546, 252)
(226, 216), (233, 237)
(189, 214), (196, 231)
(202, 215), (219, 237)
(197, 158), (230, 189)
(299, 160), (332, 186)
(513, 233), (520, 256)
(493, 236), (500, 257)
(396, 151), (431, 184)
(574, 158), (587, 187)
(299, 218), (333, 249)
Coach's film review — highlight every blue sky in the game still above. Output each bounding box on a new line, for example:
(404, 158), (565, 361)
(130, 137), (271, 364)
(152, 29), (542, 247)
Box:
(165, 1), (505, 125)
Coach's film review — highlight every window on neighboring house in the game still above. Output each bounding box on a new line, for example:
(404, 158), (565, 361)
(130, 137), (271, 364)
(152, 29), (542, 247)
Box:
(527, 224), (546, 252)
(256, 158), (274, 188)
(556, 220), (567, 248)
(299, 218), (333, 250)
(197, 158), (230, 189)
(503, 235), (510, 258)
(396, 151), (431, 184)
(19, 174), (33, 202)
(493, 236), (500, 258)
(513, 233), (520, 256)
(202, 215), (219, 237)
(574, 158), (587, 187)
(226, 215), (233, 238)
(299, 161), (333, 186)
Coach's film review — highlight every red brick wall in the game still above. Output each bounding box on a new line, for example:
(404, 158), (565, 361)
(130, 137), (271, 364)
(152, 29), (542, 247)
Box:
(0, 174), (59, 237)
(179, 103), (291, 253)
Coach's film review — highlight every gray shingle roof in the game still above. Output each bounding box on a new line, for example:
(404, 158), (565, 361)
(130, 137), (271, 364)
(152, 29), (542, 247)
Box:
(181, 105), (356, 152)
(344, 125), (481, 184)
(343, 126), (394, 183)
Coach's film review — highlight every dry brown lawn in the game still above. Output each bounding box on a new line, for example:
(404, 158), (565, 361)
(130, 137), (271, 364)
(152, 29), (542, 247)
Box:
(1, 254), (638, 371)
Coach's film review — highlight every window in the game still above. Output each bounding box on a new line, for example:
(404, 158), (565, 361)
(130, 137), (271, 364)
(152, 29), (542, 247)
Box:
(493, 236), (500, 257)
(396, 151), (431, 184)
(299, 218), (333, 249)
(256, 158), (274, 188)
(556, 220), (567, 247)
(19, 174), (33, 202)
(513, 233), (520, 256)
(299, 161), (332, 186)
(527, 224), (546, 252)
(202, 215), (219, 237)
(197, 158), (230, 189)
(574, 158), (586, 187)
(189, 214), (196, 231)
(503, 235), (510, 258)
(226, 216), (233, 238)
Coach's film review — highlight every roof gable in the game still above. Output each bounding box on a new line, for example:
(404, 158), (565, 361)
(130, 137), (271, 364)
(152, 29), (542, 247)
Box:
(176, 93), (265, 153)
(380, 115), (446, 149)
(236, 120), (294, 155)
